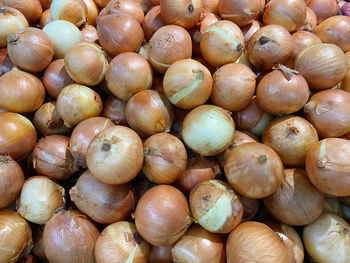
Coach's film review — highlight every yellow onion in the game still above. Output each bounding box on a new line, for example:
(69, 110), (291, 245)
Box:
(0, 211), (32, 263)
(134, 0), (154, 13)
(306, 0), (339, 24)
(56, 84), (103, 128)
(105, 0), (145, 24)
(83, 0), (99, 26)
(95, 221), (150, 263)
(142, 5), (165, 40)
(2, 0), (42, 23)
(303, 213), (350, 263)
(341, 51), (350, 92)
(202, 0), (218, 13)
(149, 245), (172, 263)
(80, 24), (98, 42)
(240, 20), (262, 42)
(94, 0), (109, 7)
(102, 96), (127, 125)
(50, 0), (87, 27)
(290, 31), (322, 65)
(163, 59), (212, 109)
(39, 9), (51, 28)
(299, 7), (317, 31)
(182, 105), (235, 156)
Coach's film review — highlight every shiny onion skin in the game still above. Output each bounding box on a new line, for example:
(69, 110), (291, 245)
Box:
(262, 116), (319, 167)
(306, 138), (350, 196)
(148, 25), (192, 73)
(69, 117), (114, 168)
(83, 0), (99, 26)
(134, 185), (192, 246)
(224, 142), (284, 199)
(0, 211), (32, 263)
(86, 125), (144, 185)
(7, 27), (54, 73)
(43, 210), (100, 263)
(299, 7), (317, 32)
(0, 48), (13, 76)
(105, 52), (153, 101)
(171, 225), (226, 263)
(102, 96), (127, 125)
(263, 168), (325, 226)
(304, 89), (350, 138)
(96, 14), (144, 57)
(50, 0), (87, 27)
(149, 245), (172, 263)
(95, 221), (150, 263)
(211, 63), (256, 111)
(0, 67), (45, 113)
(0, 112), (37, 160)
(39, 9), (51, 28)
(189, 179), (243, 234)
(105, 0), (145, 24)
(70, 170), (135, 224)
(81, 24), (99, 42)
(290, 31), (322, 65)
(294, 43), (347, 90)
(226, 221), (289, 263)
(2, 0), (42, 24)
(0, 155), (24, 208)
(305, 0), (339, 24)
(32, 135), (77, 180)
(142, 5), (165, 40)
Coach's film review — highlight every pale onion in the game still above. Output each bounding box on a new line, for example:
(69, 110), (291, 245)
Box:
(50, 0), (87, 27)
(299, 7), (317, 31)
(290, 31), (322, 65)
(83, 0), (99, 26)
(102, 96), (127, 125)
(80, 24), (98, 42)
(142, 5), (165, 40)
(2, 0), (42, 23)
(306, 0), (339, 24)
(105, 0), (145, 24)
(39, 9), (51, 28)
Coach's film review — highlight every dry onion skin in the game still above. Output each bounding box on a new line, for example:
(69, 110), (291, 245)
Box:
(135, 185), (192, 246)
(306, 138), (350, 197)
(2, 0), (41, 24)
(263, 168), (325, 226)
(303, 213), (350, 263)
(305, 0), (339, 24)
(299, 7), (317, 32)
(0, 211), (32, 263)
(226, 221), (289, 263)
(104, 0), (145, 24)
(43, 210), (100, 263)
(50, 0), (87, 27)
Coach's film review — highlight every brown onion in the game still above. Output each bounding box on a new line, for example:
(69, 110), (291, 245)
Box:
(70, 170), (135, 224)
(0, 112), (37, 160)
(226, 221), (289, 263)
(40, 0), (52, 9)
(306, 0), (339, 24)
(39, 9), (51, 28)
(0, 211), (32, 263)
(304, 89), (350, 138)
(83, 0), (99, 26)
(0, 48), (13, 76)
(50, 0), (87, 27)
(240, 196), (261, 222)
(300, 7), (317, 31)
(240, 20), (262, 42)
(80, 24), (98, 42)
(0, 155), (24, 208)
(43, 210), (99, 263)
(86, 125), (144, 184)
(143, 6), (165, 40)
(224, 142), (284, 199)
(324, 196), (343, 217)
(202, 0), (218, 13)
(102, 96), (127, 125)
(149, 245), (172, 263)
(290, 31), (322, 64)
(105, 0), (144, 24)
(3, 0), (42, 23)
(133, 0), (154, 13)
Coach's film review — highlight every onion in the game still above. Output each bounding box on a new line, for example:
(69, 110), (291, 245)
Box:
(341, 51), (350, 92)
(149, 245), (172, 263)
(202, 0), (218, 13)
(135, 185), (192, 246)
(315, 16), (350, 53)
(94, 0), (109, 7)
(134, 0), (154, 13)
(105, 0), (144, 24)
(43, 20), (82, 59)
(64, 41), (108, 86)
(0, 48), (13, 76)
(32, 225), (48, 262)
(7, 27), (54, 72)
(190, 179), (243, 233)
(106, 52), (153, 101)
(2, 0), (42, 23)
(0, 6), (28, 48)
(70, 170), (135, 224)
(69, 117), (114, 167)
(263, 0), (307, 32)
(226, 221), (289, 263)
(81, 24), (98, 42)
(39, 9), (51, 28)
(148, 25), (192, 73)
(300, 7), (317, 31)
(224, 142), (284, 199)
(83, 0), (99, 26)
(95, 221), (150, 263)
(50, 0), (87, 27)
(43, 210), (100, 263)
(306, 138), (350, 196)
(247, 24), (293, 70)
(40, 0), (52, 9)
(0, 112), (37, 160)
(306, 0), (339, 24)
(240, 20), (262, 42)
(303, 213), (350, 263)
(218, 0), (265, 26)
(172, 225), (226, 263)
(86, 125), (144, 184)
(125, 90), (173, 137)
(96, 14), (144, 57)
(290, 31), (322, 64)
(102, 96), (127, 125)
(142, 6), (165, 41)
(304, 89), (350, 138)
(0, 211), (32, 263)
(56, 84), (103, 128)
(263, 168), (325, 225)
(0, 155), (24, 208)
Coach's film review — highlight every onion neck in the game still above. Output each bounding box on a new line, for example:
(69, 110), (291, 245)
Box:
(273, 64), (299, 81)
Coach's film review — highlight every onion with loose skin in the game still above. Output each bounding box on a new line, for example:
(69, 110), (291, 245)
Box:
(43, 210), (99, 263)
(56, 84), (103, 128)
(299, 7), (317, 31)
(143, 5), (165, 40)
(306, 138), (350, 196)
(305, 0), (339, 24)
(2, 0), (42, 23)
(224, 142), (284, 199)
(226, 221), (289, 263)
(70, 170), (135, 224)
(135, 185), (192, 246)
(0, 112), (37, 160)
(0, 48), (13, 76)
(149, 245), (172, 263)
(290, 31), (322, 64)
(7, 27), (54, 73)
(83, 0), (99, 26)
(304, 89), (350, 138)
(105, 0), (145, 24)
(0, 211), (32, 263)
(69, 117), (114, 167)
(0, 155), (24, 208)
(303, 213), (350, 263)
(81, 24), (98, 42)
(95, 221), (150, 263)
(86, 125), (144, 185)
(50, 0), (87, 27)
(102, 96), (127, 125)
(39, 9), (51, 28)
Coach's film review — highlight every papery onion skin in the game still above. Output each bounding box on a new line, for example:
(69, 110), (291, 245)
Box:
(0, 211), (32, 263)
(102, 96), (127, 125)
(306, 138), (350, 197)
(83, 0), (99, 26)
(135, 185), (192, 246)
(290, 31), (322, 65)
(105, 0), (145, 24)
(50, 0), (87, 27)
(149, 245), (172, 263)
(299, 7), (317, 31)
(81, 24), (98, 42)
(143, 5), (165, 40)
(70, 170), (136, 224)
(226, 221), (289, 263)
(0, 48), (13, 76)
(0, 155), (24, 208)
(39, 9), (51, 28)
(2, 0), (42, 23)
(306, 0), (339, 24)
(43, 210), (100, 263)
